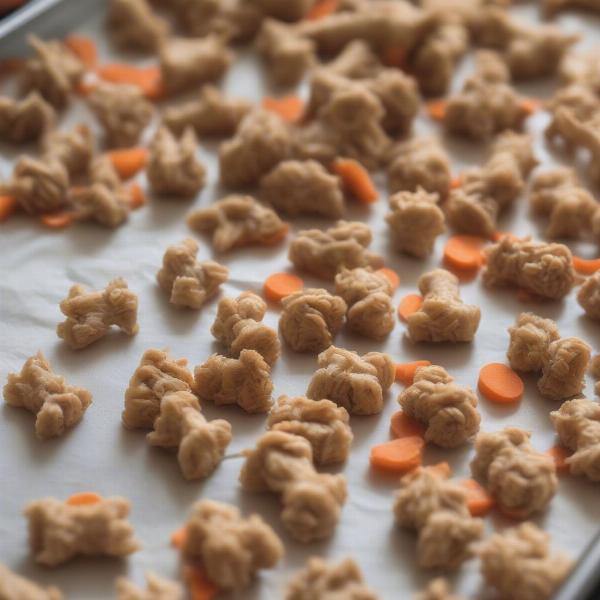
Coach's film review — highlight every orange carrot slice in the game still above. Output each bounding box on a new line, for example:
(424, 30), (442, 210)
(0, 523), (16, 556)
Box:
(478, 363), (524, 404)
(306, 0), (338, 20)
(459, 479), (494, 516)
(450, 175), (463, 190)
(397, 294), (423, 321)
(107, 147), (148, 180)
(573, 256), (600, 275)
(128, 183), (146, 210)
(443, 235), (486, 271)
(262, 96), (304, 123)
(395, 360), (432, 386)
(97, 64), (165, 100)
(183, 565), (219, 600)
(0, 194), (18, 222)
(40, 212), (76, 228)
(377, 267), (400, 291)
(546, 445), (571, 474)
(66, 492), (102, 506)
(264, 272), (304, 302)
(369, 436), (424, 473)
(427, 99), (447, 121)
(390, 410), (426, 439)
(332, 158), (378, 204)
(521, 97), (541, 116)
(381, 45), (406, 68)
(64, 35), (97, 69)
(171, 527), (186, 549)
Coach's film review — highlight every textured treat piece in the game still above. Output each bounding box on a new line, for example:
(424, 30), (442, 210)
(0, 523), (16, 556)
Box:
(0, 563), (63, 600)
(415, 578), (465, 600)
(42, 125), (93, 177)
(322, 39), (382, 79)
(483, 236), (575, 300)
(471, 427), (558, 518)
(387, 136), (451, 199)
(3, 352), (92, 439)
(0, 92), (55, 144)
(162, 85), (252, 137)
(407, 269), (481, 343)
(116, 573), (183, 600)
(334, 267), (395, 339)
(159, 36), (233, 95)
(147, 127), (205, 197)
(122, 349), (194, 430)
(393, 466), (483, 569)
(157, 238), (228, 309)
(108, 0), (169, 52)
(240, 431), (347, 542)
(307, 345), (394, 415)
(279, 290), (347, 353)
(551, 398), (600, 481)
(386, 188), (445, 258)
(187, 195), (287, 253)
(88, 82), (153, 148)
(545, 0), (600, 15)
(211, 292), (280, 365)
(182, 499), (283, 590)
(267, 395), (353, 464)
(219, 110), (291, 187)
(578, 271), (600, 320)
(545, 83), (599, 141)
(25, 496), (139, 567)
(289, 220), (383, 280)
(194, 349), (273, 413)
(260, 160), (345, 219)
(398, 365), (480, 448)
(57, 278), (139, 350)
(147, 391), (232, 480)
(285, 557), (378, 600)
(507, 312), (560, 372)
(479, 523), (573, 600)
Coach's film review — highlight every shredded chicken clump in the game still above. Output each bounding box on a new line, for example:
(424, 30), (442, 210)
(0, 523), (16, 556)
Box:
(116, 573), (182, 600)
(307, 345), (394, 415)
(240, 431), (347, 542)
(0, 92), (55, 144)
(507, 312), (560, 372)
(0, 563), (63, 600)
(108, 0), (169, 52)
(578, 271), (600, 320)
(3, 352), (92, 439)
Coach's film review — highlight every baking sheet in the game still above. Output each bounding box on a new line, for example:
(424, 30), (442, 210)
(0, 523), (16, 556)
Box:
(1, 2), (600, 598)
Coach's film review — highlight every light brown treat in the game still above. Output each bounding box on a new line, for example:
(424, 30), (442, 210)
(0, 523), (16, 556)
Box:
(219, 110), (292, 187)
(545, 84), (599, 145)
(507, 312), (560, 372)
(415, 578), (465, 600)
(559, 47), (600, 91)
(544, 0), (600, 15)
(108, 0), (169, 52)
(398, 365), (480, 448)
(478, 523), (573, 600)
(251, 0), (315, 21)
(42, 125), (93, 176)
(162, 85), (252, 137)
(483, 236), (575, 300)
(71, 183), (130, 227)
(210, 292), (281, 365)
(0, 92), (55, 144)
(88, 154), (122, 190)
(471, 48), (512, 84)
(334, 267), (395, 339)
(116, 573), (183, 600)
(578, 271), (600, 320)
(267, 395), (353, 464)
(25, 496), (139, 567)
(279, 290), (347, 353)
(323, 39), (382, 79)
(285, 557), (378, 600)
(88, 82), (153, 148)
(147, 391), (232, 480)
(240, 431), (347, 542)
(194, 349), (273, 413)
(307, 345), (394, 415)
(182, 499), (283, 590)
(260, 160), (345, 219)
(551, 398), (600, 481)
(3, 352), (92, 439)
(393, 466), (483, 569)
(122, 348), (194, 430)
(57, 278), (139, 350)
(289, 220), (383, 280)
(470, 428), (558, 518)
(386, 188), (445, 258)
(0, 563), (62, 600)
(187, 195), (288, 253)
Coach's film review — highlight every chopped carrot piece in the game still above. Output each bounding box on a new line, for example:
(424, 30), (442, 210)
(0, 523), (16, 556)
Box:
(66, 492), (102, 506)
(0, 195), (18, 222)
(107, 147), (148, 180)
(546, 445), (571, 474)
(478, 363), (524, 404)
(183, 565), (219, 600)
(369, 436), (424, 473)
(397, 294), (423, 321)
(333, 158), (378, 204)
(376, 267), (400, 291)
(573, 256), (600, 275)
(521, 97), (541, 116)
(443, 235), (486, 271)
(170, 527), (186, 549)
(450, 175), (463, 190)
(459, 479), (494, 516)
(40, 212), (76, 229)
(381, 45), (406, 68)
(261, 223), (290, 246)
(390, 410), (426, 439)
(306, 0), (338, 20)
(264, 272), (304, 302)
(64, 35), (97, 69)
(426, 99), (447, 121)
(128, 183), (146, 210)
(262, 96), (304, 123)
(97, 64), (165, 100)
(491, 231), (516, 242)
(395, 360), (432, 386)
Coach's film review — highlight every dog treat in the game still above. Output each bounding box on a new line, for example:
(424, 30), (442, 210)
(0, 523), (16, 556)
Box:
(386, 188), (445, 258)
(162, 85), (252, 137)
(334, 267), (395, 338)
(147, 390), (232, 480)
(182, 499), (283, 590)
(471, 427), (558, 518)
(285, 557), (378, 600)
(187, 195), (288, 253)
(279, 289), (347, 353)
(122, 348), (195, 430)
(88, 82), (153, 148)
(551, 398), (600, 481)
(307, 345), (394, 415)
(25, 495), (139, 567)
(393, 465), (483, 569)
(507, 312), (560, 372)
(479, 523), (573, 600)
(57, 278), (139, 349)
(157, 238), (228, 309)
(483, 236), (575, 300)
(0, 92), (55, 144)
(267, 395), (353, 464)
(322, 39), (382, 79)
(260, 160), (345, 219)
(42, 125), (93, 177)
(194, 349), (273, 413)
(3, 352), (92, 439)
(416, 578), (465, 600)
(108, 0), (168, 52)
(116, 573), (182, 600)
(289, 220), (383, 280)
(240, 431), (347, 542)
(0, 563), (63, 600)
(578, 271), (600, 320)
(398, 365), (480, 448)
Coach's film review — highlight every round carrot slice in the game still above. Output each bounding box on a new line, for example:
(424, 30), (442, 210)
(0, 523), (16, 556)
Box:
(478, 363), (524, 404)
(369, 436), (424, 473)
(66, 492), (102, 506)
(573, 256), (600, 275)
(397, 294), (423, 321)
(390, 410), (426, 439)
(377, 267), (400, 291)
(546, 445), (571, 474)
(443, 235), (486, 271)
(459, 479), (494, 516)
(264, 272), (304, 302)
(170, 526), (186, 549)
(395, 360), (431, 386)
